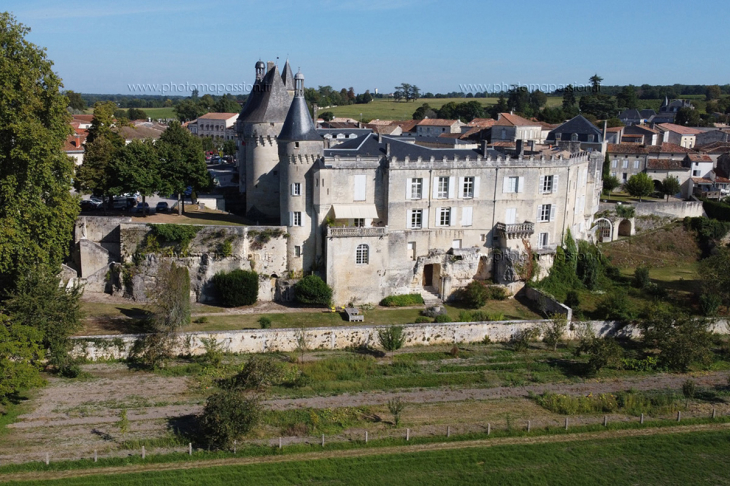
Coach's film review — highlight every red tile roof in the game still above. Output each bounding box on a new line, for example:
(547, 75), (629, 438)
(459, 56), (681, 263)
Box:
(467, 118), (496, 128)
(695, 141), (730, 153)
(494, 113), (537, 127)
(647, 143), (694, 153)
(197, 112), (239, 120)
(657, 123), (703, 135)
(72, 114), (94, 123)
(63, 130), (87, 152)
(417, 118), (460, 126)
(606, 127), (623, 133)
(607, 142), (695, 155)
(391, 120), (419, 132)
(687, 153), (713, 163)
(646, 158), (685, 170)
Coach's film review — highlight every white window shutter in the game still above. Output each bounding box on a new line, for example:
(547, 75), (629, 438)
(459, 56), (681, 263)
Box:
(503, 176), (510, 193)
(505, 208), (516, 225)
(448, 176), (456, 198)
(422, 178), (429, 199)
(537, 205), (542, 222)
(406, 209), (412, 228)
(462, 207), (473, 226)
(539, 175), (545, 194)
(422, 208), (429, 229)
(406, 178), (412, 199)
(432, 178), (439, 199)
(290, 184), (294, 196)
(552, 174), (559, 193)
(289, 212), (293, 227)
(354, 175), (366, 201)
(457, 177), (464, 198)
(474, 176), (480, 198)
(550, 205), (556, 221)
(435, 208), (442, 226)
(518, 176), (525, 193)
(449, 207), (456, 226)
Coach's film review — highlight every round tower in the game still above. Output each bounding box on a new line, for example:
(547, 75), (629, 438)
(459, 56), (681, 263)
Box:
(279, 70), (323, 275)
(236, 60), (292, 223)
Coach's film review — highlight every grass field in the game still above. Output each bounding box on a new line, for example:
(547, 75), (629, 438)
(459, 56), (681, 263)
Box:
(111, 107), (177, 120)
(7, 429), (730, 485)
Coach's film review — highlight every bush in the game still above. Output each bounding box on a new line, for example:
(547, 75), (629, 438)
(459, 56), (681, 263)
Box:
(511, 327), (540, 352)
(462, 281), (489, 308)
(634, 266), (650, 289)
(434, 314), (452, 323)
(199, 389), (261, 449)
(699, 293), (721, 316)
(414, 316), (431, 323)
(640, 311), (713, 372)
(294, 275), (332, 306)
(380, 294), (424, 307)
(387, 397), (407, 426)
(576, 336), (623, 374)
(542, 315), (567, 351)
(595, 290), (638, 321)
(258, 316), (272, 329)
(193, 316), (209, 324)
(564, 290), (580, 308)
(682, 379), (697, 400)
(225, 356), (286, 391)
(200, 338), (223, 367)
(213, 269), (258, 307)
(487, 286), (509, 301)
(378, 325), (405, 353)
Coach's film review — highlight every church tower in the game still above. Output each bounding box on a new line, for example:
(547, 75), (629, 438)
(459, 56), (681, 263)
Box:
(236, 60), (291, 222)
(279, 70), (323, 274)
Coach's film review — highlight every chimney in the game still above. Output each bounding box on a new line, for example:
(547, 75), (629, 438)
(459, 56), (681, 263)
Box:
(482, 140), (488, 155)
(602, 120), (607, 141)
(75, 133), (81, 148)
(378, 133), (383, 143)
(516, 139), (524, 156)
(386, 143), (391, 156)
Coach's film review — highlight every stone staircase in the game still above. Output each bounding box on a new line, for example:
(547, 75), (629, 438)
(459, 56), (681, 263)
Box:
(420, 286), (442, 306)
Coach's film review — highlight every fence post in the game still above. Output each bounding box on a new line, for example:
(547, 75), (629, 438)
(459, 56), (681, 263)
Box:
(94, 450), (97, 463)
(142, 446), (145, 459)
(406, 428), (410, 441)
(527, 421), (531, 433)
(279, 437), (282, 449)
(603, 415), (607, 427)
(712, 408), (717, 419)
(487, 423), (491, 436)
(189, 443), (192, 456)
(640, 413), (644, 424)
(365, 431), (368, 444)
(447, 426), (451, 437)
(233, 440), (236, 454)
(322, 434), (325, 447)
(677, 411), (681, 422)
(565, 418), (569, 430)
(45, 453), (49, 465)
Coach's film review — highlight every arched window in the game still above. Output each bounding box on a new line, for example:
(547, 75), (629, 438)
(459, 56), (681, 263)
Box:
(571, 133), (578, 141)
(356, 244), (369, 265)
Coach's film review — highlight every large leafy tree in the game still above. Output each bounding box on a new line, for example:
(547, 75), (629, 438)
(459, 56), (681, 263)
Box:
(615, 85), (639, 110)
(660, 176), (681, 200)
(109, 139), (160, 206)
(562, 85), (576, 110)
(624, 173), (654, 201)
(156, 122), (211, 214)
(0, 13), (79, 291)
(0, 314), (44, 403)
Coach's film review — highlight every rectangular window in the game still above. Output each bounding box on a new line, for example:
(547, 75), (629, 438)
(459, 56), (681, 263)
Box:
(438, 207), (451, 226)
(451, 239), (462, 249)
(622, 159), (628, 169)
(353, 218), (365, 227)
(504, 176), (519, 193)
(356, 245), (369, 265)
(633, 160), (640, 169)
(407, 241), (416, 260)
(538, 232), (549, 249)
(437, 177), (449, 198)
(409, 209), (423, 229)
(462, 177), (474, 198)
(539, 204), (551, 222)
(294, 245), (301, 257)
(541, 175), (554, 193)
(291, 183), (301, 196)
(410, 178), (422, 199)
(623, 173), (628, 182)
(353, 174), (366, 201)
(612, 160), (617, 168)
(505, 208), (517, 225)
(292, 211), (302, 226)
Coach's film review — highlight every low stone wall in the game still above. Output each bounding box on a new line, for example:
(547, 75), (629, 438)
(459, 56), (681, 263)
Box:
(598, 200), (703, 219)
(71, 318), (698, 361)
(521, 287), (572, 321)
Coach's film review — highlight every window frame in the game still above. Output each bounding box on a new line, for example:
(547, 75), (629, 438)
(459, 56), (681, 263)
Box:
(356, 244), (369, 265)
(409, 209), (423, 229)
(438, 207), (451, 226)
(411, 178), (423, 199)
(437, 177), (449, 199)
(293, 211), (302, 226)
(462, 176), (474, 198)
(539, 204), (551, 223)
(541, 175), (554, 193)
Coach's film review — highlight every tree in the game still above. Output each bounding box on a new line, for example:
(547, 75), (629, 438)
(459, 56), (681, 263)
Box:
(226, 356), (285, 391)
(147, 261), (190, 334)
(156, 121), (211, 214)
(579, 94), (618, 119)
(109, 139), (159, 207)
(603, 175), (621, 195)
(320, 111), (334, 121)
(409, 85), (420, 102)
(0, 14), (80, 291)
(706, 85), (722, 101)
(660, 176), (681, 201)
(0, 314), (44, 402)
(222, 140), (237, 157)
(4, 267), (83, 374)
(174, 98), (207, 122)
(117, 408), (129, 439)
(616, 85), (639, 110)
(640, 311), (712, 372)
(675, 107), (700, 126)
(213, 269), (258, 307)
(576, 335), (623, 374)
(127, 107), (148, 120)
(624, 173), (654, 201)
(494, 94), (509, 113)
(507, 86), (531, 114)
(529, 90), (548, 112)
(213, 94), (240, 113)
(562, 85), (576, 110)
(699, 247), (730, 307)
(589, 74), (603, 92)
(542, 314), (567, 351)
(387, 397), (406, 426)
(65, 90), (86, 111)
(378, 325), (405, 355)
(199, 389), (261, 449)
(294, 275), (332, 306)
(412, 103), (437, 120)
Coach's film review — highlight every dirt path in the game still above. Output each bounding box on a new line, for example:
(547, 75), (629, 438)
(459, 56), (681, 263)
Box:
(2, 422), (728, 483)
(264, 371), (730, 411)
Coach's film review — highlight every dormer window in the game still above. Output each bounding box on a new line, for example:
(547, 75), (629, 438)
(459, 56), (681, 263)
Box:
(587, 135), (594, 142)
(571, 133), (578, 141)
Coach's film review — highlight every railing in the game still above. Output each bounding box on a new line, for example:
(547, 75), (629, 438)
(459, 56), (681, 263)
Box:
(327, 226), (388, 237)
(495, 222), (534, 239)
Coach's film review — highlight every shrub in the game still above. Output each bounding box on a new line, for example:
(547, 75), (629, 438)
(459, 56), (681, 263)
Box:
(200, 338), (223, 367)
(378, 325), (405, 354)
(458, 311), (473, 322)
(576, 336), (623, 374)
(225, 356), (286, 391)
(542, 315), (567, 351)
(193, 316), (209, 324)
(620, 356), (659, 372)
(294, 275), (333, 306)
(616, 204), (635, 218)
(421, 306), (447, 318)
(387, 397), (407, 426)
(434, 314), (452, 323)
(595, 290), (638, 321)
(640, 311), (713, 372)
(258, 316), (272, 329)
(380, 294), (425, 307)
(487, 286), (509, 301)
(564, 290), (580, 308)
(414, 316), (431, 323)
(199, 389), (261, 449)
(633, 266), (650, 289)
(511, 327), (540, 352)
(699, 293), (721, 316)
(213, 269), (258, 307)
(682, 379), (696, 400)
(462, 281), (489, 308)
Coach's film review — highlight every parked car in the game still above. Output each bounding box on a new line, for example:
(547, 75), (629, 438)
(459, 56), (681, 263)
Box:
(130, 202), (156, 215)
(80, 199), (98, 211)
(155, 201), (170, 213)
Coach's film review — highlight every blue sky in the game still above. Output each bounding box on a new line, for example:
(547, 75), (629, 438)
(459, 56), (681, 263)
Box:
(6, 0), (730, 95)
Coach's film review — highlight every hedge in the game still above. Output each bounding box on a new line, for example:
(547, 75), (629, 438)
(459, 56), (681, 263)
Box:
(380, 294), (425, 307)
(212, 269), (258, 307)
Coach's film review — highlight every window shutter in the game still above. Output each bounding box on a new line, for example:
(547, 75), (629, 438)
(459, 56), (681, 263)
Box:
(550, 205), (556, 221)
(537, 205), (542, 222)
(422, 178), (429, 199)
(448, 176), (456, 198)
(552, 174), (559, 193)
(503, 176), (510, 193)
(406, 209), (413, 228)
(432, 178), (439, 198)
(406, 178), (412, 199)
(518, 176), (525, 193)
(435, 208), (442, 226)
(473, 176), (480, 198)
(505, 208), (516, 225)
(449, 207), (456, 226)
(289, 212), (293, 227)
(457, 177), (464, 198)
(539, 175), (545, 194)
(461, 207), (473, 226)
(354, 175), (366, 201)
(422, 208), (429, 229)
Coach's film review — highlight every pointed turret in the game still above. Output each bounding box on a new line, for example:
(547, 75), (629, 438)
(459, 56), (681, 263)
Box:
(279, 70), (321, 142)
(281, 60), (295, 98)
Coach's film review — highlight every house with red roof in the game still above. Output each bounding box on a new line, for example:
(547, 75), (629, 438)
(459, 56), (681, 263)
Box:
(491, 113), (543, 143)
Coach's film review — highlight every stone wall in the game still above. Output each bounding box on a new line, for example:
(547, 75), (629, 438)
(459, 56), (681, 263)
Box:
(598, 200), (703, 219)
(521, 286), (572, 321)
(72, 318), (730, 361)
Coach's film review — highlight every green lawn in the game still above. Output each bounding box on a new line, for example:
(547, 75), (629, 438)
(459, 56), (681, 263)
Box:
(9, 430), (730, 485)
(111, 107), (177, 120)
(602, 192), (664, 203)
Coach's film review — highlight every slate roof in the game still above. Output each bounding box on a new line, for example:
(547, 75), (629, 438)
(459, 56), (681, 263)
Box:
(640, 109), (656, 118)
(646, 159), (686, 170)
(281, 60), (295, 91)
(279, 92), (321, 142)
(549, 115), (603, 141)
(324, 133), (503, 160)
(618, 109), (641, 120)
(237, 64), (291, 125)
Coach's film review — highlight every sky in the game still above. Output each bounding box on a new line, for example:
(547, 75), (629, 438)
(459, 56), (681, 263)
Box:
(6, 0), (730, 95)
